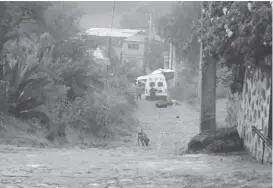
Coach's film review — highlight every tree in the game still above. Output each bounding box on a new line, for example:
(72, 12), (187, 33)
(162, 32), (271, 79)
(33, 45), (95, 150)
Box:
(156, 2), (201, 70)
(0, 2), (83, 52)
(0, 2), (139, 140)
(157, 1), (272, 91)
(0, 35), (66, 119)
(0, 2), (51, 52)
(196, 1), (272, 93)
(0, 2), (84, 80)
(40, 2), (83, 39)
(0, 2), (92, 118)
(147, 39), (164, 71)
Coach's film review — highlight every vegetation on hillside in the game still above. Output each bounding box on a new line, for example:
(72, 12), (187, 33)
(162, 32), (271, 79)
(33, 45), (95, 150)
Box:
(158, 2), (272, 94)
(0, 2), (138, 145)
(157, 2), (201, 71)
(156, 2), (271, 104)
(156, 2), (203, 102)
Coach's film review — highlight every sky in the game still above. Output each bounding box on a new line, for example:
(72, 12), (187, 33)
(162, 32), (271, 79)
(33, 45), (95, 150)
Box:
(76, 1), (174, 29)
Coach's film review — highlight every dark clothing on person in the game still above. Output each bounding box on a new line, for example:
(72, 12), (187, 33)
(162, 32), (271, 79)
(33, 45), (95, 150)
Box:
(136, 93), (141, 100)
(136, 85), (142, 100)
(150, 87), (157, 101)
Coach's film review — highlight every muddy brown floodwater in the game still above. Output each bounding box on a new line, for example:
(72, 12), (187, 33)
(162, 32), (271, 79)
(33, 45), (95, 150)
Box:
(0, 100), (272, 188)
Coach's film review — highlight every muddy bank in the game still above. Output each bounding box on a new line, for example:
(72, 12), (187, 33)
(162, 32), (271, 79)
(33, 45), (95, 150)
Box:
(187, 126), (244, 153)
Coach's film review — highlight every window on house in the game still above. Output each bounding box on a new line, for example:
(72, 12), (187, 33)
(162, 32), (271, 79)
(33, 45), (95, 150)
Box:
(128, 43), (139, 50)
(149, 82), (155, 87)
(158, 82), (163, 87)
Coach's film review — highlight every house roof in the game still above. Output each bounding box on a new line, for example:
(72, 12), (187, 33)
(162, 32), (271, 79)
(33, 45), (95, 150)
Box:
(125, 35), (146, 43)
(84, 28), (145, 38)
(151, 69), (174, 75)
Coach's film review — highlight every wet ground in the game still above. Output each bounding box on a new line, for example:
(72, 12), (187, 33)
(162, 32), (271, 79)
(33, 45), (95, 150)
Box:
(0, 100), (272, 188)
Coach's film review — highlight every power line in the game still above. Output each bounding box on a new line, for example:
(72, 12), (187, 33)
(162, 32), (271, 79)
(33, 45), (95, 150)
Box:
(106, 1), (116, 86)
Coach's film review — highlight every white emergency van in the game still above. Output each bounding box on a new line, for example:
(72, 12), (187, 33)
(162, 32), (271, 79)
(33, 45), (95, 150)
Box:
(144, 73), (168, 101)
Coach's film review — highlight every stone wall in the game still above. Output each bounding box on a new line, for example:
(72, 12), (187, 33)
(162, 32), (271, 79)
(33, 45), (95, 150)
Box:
(235, 67), (272, 164)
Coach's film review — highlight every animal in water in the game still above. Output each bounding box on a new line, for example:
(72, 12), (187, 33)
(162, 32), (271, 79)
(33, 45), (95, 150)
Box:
(137, 128), (150, 146)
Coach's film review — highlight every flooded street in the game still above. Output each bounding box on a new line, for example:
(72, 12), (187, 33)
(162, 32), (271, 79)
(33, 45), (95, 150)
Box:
(0, 1), (272, 188)
(0, 101), (271, 187)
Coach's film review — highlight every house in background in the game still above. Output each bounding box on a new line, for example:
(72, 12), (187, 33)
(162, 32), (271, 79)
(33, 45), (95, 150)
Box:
(82, 27), (163, 75)
(121, 34), (147, 72)
(83, 28), (146, 60)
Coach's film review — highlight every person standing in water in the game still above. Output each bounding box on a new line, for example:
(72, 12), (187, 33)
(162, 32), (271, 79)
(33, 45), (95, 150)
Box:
(136, 82), (142, 100)
(150, 86), (157, 101)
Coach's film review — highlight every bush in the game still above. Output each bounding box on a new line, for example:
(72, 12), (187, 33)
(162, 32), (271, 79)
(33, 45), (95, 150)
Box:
(226, 92), (242, 127)
(0, 35), (64, 120)
(0, 3), (138, 147)
(41, 64), (137, 142)
(168, 68), (199, 103)
(45, 85), (137, 141)
(169, 66), (229, 104)
(0, 31), (138, 146)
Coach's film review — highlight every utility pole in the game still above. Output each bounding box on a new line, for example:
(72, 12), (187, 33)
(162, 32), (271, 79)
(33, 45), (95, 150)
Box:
(145, 11), (153, 75)
(198, 2), (204, 100)
(173, 44), (178, 85)
(144, 37), (149, 75)
(169, 42), (173, 69)
(148, 13), (152, 41)
(106, 1), (116, 86)
(199, 1), (217, 132)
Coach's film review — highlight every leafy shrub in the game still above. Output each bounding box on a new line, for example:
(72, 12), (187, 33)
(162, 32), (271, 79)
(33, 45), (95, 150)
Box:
(0, 2), (139, 147)
(39, 37), (138, 141)
(45, 85), (137, 141)
(169, 68), (199, 102)
(226, 92), (242, 127)
(169, 65), (229, 103)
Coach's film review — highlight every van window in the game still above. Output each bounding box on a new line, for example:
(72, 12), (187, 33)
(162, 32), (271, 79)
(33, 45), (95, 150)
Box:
(149, 82), (155, 87)
(158, 82), (163, 87)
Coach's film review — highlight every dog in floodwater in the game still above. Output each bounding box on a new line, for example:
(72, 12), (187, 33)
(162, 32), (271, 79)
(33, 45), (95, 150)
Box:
(137, 128), (150, 147)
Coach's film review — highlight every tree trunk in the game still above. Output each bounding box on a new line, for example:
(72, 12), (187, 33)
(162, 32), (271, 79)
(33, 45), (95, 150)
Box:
(199, 56), (216, 132)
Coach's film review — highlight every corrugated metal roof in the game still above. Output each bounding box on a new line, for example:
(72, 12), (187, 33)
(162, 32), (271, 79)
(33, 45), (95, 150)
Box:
(151, 69), (174, 75)
(125, 35), (146, 43)
(85, 28), (145, 38)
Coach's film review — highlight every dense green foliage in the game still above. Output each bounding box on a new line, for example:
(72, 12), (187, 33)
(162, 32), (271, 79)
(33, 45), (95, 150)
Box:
(157, 2), (201, 70)
(200, 2), (272, 67)
(157, 1), (272, 93)
(201, 1), (271, 93)
(0, 2), (137, 142)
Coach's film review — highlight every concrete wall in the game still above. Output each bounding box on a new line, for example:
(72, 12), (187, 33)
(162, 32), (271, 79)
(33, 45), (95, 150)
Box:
(235, 67), (272, 164)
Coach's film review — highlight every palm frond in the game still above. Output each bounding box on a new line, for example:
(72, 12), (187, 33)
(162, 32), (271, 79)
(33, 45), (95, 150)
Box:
(14, 59), (24, 88)
(20, 63), (40, 84)
(19, 78), (51, 102)
(14, 97), (45, 113)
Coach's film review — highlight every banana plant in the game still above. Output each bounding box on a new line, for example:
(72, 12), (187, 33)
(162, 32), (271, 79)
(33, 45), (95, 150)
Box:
(1, 57), (53, 118)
